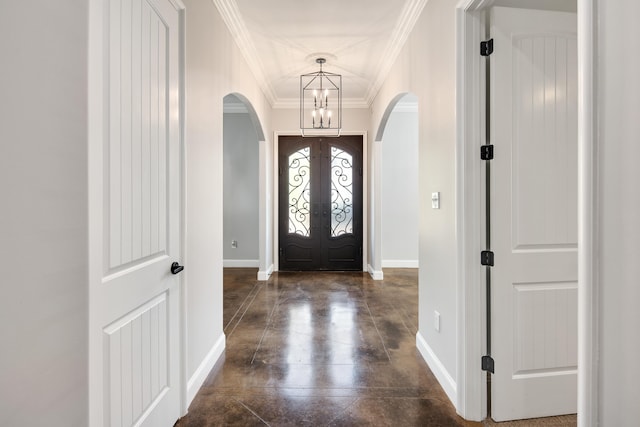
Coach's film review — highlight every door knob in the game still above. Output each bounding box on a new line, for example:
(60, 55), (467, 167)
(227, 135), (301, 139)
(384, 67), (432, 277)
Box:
(171, 262), (184, 275)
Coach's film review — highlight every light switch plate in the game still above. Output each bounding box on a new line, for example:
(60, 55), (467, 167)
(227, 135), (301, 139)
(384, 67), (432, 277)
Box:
(431, 192), (440, 209)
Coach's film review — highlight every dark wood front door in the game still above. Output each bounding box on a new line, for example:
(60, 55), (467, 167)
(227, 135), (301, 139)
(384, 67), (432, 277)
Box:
(279, 135), (363, 271)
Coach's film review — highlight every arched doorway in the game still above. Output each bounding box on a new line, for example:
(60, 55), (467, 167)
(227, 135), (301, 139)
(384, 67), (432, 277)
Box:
(370, 93), (419, 278)
(222, 93), (271, 280)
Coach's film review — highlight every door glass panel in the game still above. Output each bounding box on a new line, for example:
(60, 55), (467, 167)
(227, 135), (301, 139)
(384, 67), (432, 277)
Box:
(330, 147), (353, 237)
(288, 147), (311, 236)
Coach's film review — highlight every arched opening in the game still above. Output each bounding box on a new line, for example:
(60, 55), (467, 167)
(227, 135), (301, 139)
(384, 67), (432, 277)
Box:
(370, 93), (419, 277)
(222, 93), (270, 280)
(380, 94), (419, 269)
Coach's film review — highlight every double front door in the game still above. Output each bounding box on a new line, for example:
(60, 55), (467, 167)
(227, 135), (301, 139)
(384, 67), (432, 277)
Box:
(279, 135), (363, 271)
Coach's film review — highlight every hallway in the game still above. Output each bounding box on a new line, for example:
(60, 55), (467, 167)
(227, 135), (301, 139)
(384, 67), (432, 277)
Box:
(177, 269), (575, 426)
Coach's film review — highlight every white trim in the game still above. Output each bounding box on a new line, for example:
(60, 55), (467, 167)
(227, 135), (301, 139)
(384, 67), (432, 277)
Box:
(363, 0), (428, 105)
(368, 264), (384, 280)
(186, 334), (226, 407)
(223, 259), (259, 268)
(257, 264), (273, 281)
(577, 0), (598, 425)
(211, 0), (277, 105)
(212, 0), (426, 109)
(362, 132), (369, 274)
(223, 101), (249, 113)
(168, 0), (186, 10)
(370, 139), (382, 276)
(177, 1), (188, 417)
(273, 98), (371, 110)
(88, 2), (107, 424)
(454, 0), (489, 421)
(391, 101), (419, 113)
(273, 133), (279, 272)
(416, 331), (458, 406)
(381, 260), (419, 268)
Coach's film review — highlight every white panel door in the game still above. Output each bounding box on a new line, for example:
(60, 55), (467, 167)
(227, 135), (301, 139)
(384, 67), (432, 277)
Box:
(90, 0), (183, 425)
(490, 7), (577, 422)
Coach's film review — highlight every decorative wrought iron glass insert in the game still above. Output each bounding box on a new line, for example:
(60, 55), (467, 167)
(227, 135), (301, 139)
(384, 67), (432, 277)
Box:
(330, 147), (353, 237)
(288, 147), (311, 236)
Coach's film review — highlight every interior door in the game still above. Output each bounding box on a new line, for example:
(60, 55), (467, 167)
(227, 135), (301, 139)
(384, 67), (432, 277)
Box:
(90, 0), (183, 425)
(489, 6), (578, 421)
(279, 135), (363, 271)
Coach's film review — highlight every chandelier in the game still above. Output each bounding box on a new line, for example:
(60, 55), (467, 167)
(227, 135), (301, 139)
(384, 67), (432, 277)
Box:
(300, 58), (342, 137)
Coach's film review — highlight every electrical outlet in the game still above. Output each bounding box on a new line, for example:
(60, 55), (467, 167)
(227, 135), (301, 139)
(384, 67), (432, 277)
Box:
(434, 311), (441, 332)
(231, 240), (238, 249)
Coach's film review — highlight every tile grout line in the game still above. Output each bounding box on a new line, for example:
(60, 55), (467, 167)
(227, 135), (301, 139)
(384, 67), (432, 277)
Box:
(383, 294), (417, 336)
(360, 292), (392, 362)
(233, 397), (272, 426)
(250, 291), (286, 365)
(323, 396), (361, 427)
(224, 281), (261, 331)
(226, 282), (265, 339)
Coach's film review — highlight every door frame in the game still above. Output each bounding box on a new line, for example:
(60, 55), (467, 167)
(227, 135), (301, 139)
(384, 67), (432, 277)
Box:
(455, 0), (597, 422)
(87, 0), (188, 423)
(273, 132), (368, 273)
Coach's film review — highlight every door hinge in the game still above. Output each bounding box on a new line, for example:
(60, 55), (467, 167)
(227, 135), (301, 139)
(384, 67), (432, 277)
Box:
(480, 38), (494, 56)
(279, 247), (284, 257)
(480, 144), (494, 160)
(481, 355), (495, 373)
(359, 167), (363, 177)
(481, 250), (494, 266)
(278, 166), (283, 177)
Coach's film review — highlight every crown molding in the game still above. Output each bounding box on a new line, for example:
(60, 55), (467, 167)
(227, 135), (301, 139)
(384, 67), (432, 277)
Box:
(213, 0), (426, 109)
(272, 98), (370, 110)
(393, 101), (419, 113)
(364, 0), (428, 105)
(223, 102), (249, 113)
(212, 0), (278, 105)
(168, 0), (186, 10)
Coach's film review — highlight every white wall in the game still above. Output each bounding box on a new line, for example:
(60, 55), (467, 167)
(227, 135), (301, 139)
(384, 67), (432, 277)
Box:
(370, 0), (459, 401)
(381, 109), (419, 268)
(0, 1), (89, 425)
(183, 0), (273, 400)
(592, 0), (640, 423)
(223, 112), (260, 264)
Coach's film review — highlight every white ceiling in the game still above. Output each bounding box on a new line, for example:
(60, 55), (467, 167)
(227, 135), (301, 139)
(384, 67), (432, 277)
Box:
(213, 0), (427, 108)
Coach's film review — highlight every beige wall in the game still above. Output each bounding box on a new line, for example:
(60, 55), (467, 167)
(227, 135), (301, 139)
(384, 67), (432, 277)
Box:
(371, 0), (459, 391)
(0, 1), (89, 425)
(183, 0), (273, 394)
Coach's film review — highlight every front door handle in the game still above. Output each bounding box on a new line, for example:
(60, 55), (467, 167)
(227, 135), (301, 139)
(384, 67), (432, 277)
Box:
(171, 262), (184, 275)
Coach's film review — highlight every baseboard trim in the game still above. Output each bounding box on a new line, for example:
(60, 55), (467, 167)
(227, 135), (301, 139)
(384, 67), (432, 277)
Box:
(381, 260), (419, 268)
(223, 259), (259, 268)
(367, 264), (384, 280)
(187, 333), (225, 406)
(416, 331), (457, 406)
(257, 263), (273, 281)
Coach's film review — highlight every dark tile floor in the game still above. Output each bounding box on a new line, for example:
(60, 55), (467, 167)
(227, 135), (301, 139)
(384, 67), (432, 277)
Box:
(177, 268), (576, 427)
